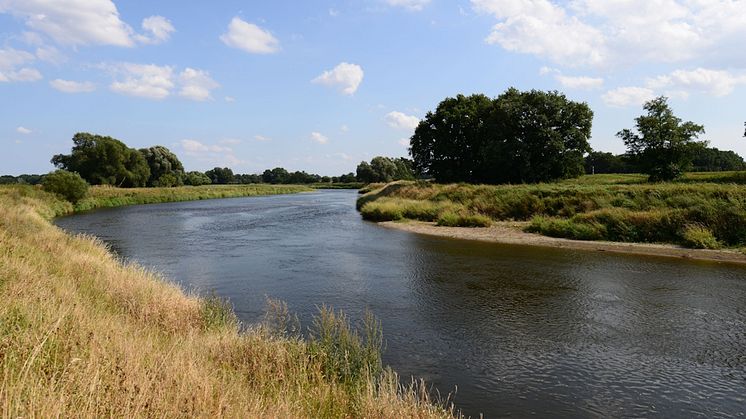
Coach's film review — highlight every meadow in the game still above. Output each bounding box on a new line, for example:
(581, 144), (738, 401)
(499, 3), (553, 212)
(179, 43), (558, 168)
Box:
(357, 172), (746, 249)
(0, 185), (451, 417)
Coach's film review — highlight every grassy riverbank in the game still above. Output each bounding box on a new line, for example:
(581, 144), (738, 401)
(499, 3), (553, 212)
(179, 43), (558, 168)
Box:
(357, 174), (746, 250)
(0, 185), (451, 417)
(73, 184), (314, 212)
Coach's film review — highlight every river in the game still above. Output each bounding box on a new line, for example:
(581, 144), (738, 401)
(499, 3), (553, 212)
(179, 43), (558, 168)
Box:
(55, 190), (746, 418)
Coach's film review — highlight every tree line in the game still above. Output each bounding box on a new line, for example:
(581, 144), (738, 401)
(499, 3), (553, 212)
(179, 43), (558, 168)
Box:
(409, 89), (746, 183)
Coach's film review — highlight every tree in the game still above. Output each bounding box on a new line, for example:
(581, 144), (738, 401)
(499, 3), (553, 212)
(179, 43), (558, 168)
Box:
(184, 171), (211, 186)
(410, 89), (593, 184)
(410, 94), (493, 183)
(584, 152), (635, 174)
(52, 132), (150, 187)
(261, 167), (289, 184)
(370, 157), (397, 182)
(140, 146), (185, 187)
(618, 96), (706, 181)
(42, 170), (89, 203)
(691, 147), (746, 172)
(356, 161), (377, 183)
(205, 167), (235, 184)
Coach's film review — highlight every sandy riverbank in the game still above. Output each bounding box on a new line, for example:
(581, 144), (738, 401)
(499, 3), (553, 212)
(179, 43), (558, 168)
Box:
(379, 220), (746, 265)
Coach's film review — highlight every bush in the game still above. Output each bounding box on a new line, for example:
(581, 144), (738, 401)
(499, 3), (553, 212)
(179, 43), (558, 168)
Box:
(436, 211), (492, 227)
(680, 224), (720, 249)
(42, 170), (88, 203)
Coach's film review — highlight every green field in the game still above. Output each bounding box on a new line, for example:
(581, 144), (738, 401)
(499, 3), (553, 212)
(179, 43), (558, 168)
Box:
(357, 173), (746, 249)
(0, 185), (450, 417)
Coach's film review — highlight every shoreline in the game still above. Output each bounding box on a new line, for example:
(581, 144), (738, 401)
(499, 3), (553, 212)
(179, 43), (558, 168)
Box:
(379, 220), (746, 265)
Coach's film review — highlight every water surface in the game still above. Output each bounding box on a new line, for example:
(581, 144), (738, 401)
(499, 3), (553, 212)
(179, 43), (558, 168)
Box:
(56, 190), (746, 418)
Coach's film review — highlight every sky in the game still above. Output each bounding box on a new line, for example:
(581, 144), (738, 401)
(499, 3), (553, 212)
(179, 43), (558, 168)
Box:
(1, 0), (745, 176)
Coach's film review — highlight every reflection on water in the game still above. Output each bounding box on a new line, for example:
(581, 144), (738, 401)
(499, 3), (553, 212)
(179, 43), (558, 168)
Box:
(56, 190), (746, 418)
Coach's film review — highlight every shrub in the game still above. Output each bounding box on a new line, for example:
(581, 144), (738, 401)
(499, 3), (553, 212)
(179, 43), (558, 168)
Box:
(680, 224), (720, 249)
(41, 170), (89, 203)
(184, 171), (211, 186)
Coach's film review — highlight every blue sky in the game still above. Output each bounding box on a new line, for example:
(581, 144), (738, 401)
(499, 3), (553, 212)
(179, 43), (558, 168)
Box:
(2, 0), (745, 175)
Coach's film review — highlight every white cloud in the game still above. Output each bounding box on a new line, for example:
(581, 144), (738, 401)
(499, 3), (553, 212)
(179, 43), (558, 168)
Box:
(178, 68), (219, 101)
(220, 17), (280, 54)
(472, 0), (746, 68)
(35, 46), (65, 64)
(329, 8), (340, 17)
(50, 79), (96, 93)
(602, 86), (656, 107)
(310, 132), (329, 144)
(473, 0), (605, 67)
(224, 96), (236, 103)
(398, 138), (410, 147)
(253, 135), (271, 142)
(180, 139), (232, 153)
(106, 63), (218, 101)
(385, 111), (420, 130)
(16, 126), (31, 134)
(555, 75), (604, 90)
(179, 139), (243, 167)
(340, 125), (349, 132)
(109, 63), (174, 99)
(136, 16), (175, 45)
(647, 68), (746, 97)
(0, 0), (135, 47)
(312, 62), (364, 95)
(385, 0), (431, 11)
(220, 138), (242, 145)
(0, 47), (42, 82)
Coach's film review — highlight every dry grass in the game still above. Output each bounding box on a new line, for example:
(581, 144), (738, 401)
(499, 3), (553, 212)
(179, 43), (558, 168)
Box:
(0, 185), (453, 418)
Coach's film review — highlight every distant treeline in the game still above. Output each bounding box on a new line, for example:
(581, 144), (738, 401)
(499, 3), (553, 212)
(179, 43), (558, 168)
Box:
(5, 132), (419, 188)
(584, 147), (746, 175)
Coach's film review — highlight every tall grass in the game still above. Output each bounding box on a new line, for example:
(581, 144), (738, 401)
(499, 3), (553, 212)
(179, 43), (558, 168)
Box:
(357, 175), (746, 248)
(0, 185), (453, 418)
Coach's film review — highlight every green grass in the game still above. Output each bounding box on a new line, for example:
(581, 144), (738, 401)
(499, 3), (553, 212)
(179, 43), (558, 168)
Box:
(72, 184), (313, 213)
(357, 173), (746, 248)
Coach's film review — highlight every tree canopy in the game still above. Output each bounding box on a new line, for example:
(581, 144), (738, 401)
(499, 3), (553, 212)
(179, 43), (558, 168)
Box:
(140, 146), (185, 187)
(205, 167), (235, 184)
(52, 133), (150, 187)
(410, 89), (593, 184)
(356, 157), (415, 183)
(618, 96), (706, 181)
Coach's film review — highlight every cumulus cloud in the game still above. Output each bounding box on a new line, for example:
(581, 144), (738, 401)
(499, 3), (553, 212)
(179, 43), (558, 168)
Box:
(472, 0), (605, 67)
(0, 1), (175, 47)
(0, 47), (42, 82)
(109, 63), (174, 99)
(50, 79), (96, 93)
(647, 68), (746, 97)
(385, 0), (431, 11)
(385, 111), (420, 130)
(179, 139), (243, 167)
(312, 62), (364, 95)
(253, 135), (271, 142)
(471, 0), (746, 68)
(602, 86), (656, 107)
(105, 63), (218, 101)
(16, 126), (31, 134)
(310, 132), (329, 144)
(555, 75), (604, 90)
(220, 17), (280, 54)
(178, 68), (219, 101)
(136, 16), (175, 45)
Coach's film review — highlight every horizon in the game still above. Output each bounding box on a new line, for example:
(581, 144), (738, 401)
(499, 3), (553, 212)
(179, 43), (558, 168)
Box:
(2, 0), (746, 176)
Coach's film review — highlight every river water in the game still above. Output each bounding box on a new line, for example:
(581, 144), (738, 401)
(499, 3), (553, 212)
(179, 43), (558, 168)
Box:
(55, 190), (746, 418)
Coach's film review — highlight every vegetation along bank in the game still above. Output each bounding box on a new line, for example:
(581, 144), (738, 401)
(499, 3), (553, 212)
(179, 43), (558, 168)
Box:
(0, 185), (453, 417)
(356, 177), (746, 263)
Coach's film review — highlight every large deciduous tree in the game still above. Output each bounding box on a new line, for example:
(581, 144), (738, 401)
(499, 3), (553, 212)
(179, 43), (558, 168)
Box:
(140, 146), (185, 187)
(410, 89), (593, 184)
(618, 96), (706, 181)
(205, 167), (235, 184)
(51, 132), (150, 187)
